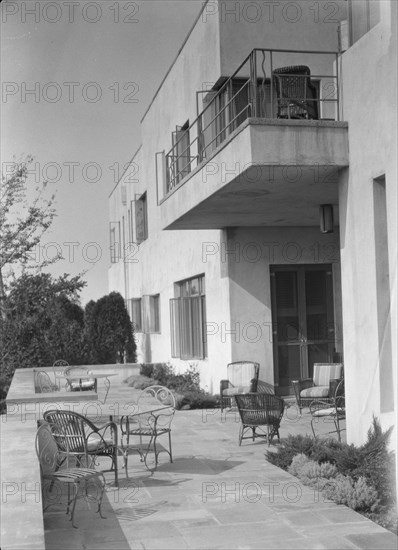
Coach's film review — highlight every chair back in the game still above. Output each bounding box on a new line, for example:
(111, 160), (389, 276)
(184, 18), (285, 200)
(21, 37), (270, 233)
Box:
(43, 410), (91, 455)
(227, 361), (259, 388)
(235, 393), (285, 426)
(36, 371), (56, 393)
(313, 363), (343, 386)
(272, 65), (318, 119)
(36, 423), (61, 476)
(137, 386), (175, 429)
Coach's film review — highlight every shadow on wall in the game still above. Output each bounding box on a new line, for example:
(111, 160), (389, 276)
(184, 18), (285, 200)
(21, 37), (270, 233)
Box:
(143, 333), (152, 363)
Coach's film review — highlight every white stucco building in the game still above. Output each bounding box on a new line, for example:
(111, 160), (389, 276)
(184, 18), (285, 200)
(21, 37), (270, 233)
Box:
(109, 0), (397, 455)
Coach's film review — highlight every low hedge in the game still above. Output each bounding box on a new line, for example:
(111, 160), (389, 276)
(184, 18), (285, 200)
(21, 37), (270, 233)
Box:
(267, 417), (397, 535)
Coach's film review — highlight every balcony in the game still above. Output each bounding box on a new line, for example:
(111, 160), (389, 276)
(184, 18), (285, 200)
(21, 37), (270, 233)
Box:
(159, 48), (349, 230)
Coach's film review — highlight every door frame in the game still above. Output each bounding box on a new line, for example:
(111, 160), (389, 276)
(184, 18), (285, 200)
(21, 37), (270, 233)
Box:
(270, 264), (336, 395)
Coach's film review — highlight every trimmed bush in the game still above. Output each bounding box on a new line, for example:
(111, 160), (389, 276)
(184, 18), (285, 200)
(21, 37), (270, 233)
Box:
(125, 362), (218, 410)
(288, 453), (311, 477)
(126, 375), (159, 390)
(268, 417), (396, 534)
(323, 475), (380, 512)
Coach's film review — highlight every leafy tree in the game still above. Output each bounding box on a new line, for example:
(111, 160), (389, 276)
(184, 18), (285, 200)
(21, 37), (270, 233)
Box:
(84, 292), (136, 364)
(0, 157), (57, 321)
(0, 273), (86, 379)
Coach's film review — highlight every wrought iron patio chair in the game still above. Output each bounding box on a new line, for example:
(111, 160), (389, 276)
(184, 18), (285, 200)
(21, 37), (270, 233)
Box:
(36, 422), (105, 528)
(36, 370), (58, 393)
(272, 65), (318, 119)
(292, 363), (343, 413)
(220, 361), (260, 412)
(52, 359), (69, 389)
(234, 393), (285, 446)
(310, 378), (345, 442)
(120, 385), (175, 473)
(43, 409), (118, 486)
(64, 365), (97, 392)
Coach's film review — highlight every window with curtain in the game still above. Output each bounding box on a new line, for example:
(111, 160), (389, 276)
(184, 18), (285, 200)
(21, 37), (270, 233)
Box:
(170, 275), (207, 359)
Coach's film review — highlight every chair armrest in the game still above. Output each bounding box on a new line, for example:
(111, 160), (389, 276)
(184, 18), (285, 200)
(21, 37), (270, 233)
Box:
(328, 378), (340, 398)
(95, 420), (118, 443)
(249, 377), (258, 393)
(220, 379), (230, 395)
(292, 378), (313, 393)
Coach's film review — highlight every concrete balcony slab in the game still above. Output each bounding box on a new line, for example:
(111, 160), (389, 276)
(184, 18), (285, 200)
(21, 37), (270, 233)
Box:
(161, 118), (349, 230)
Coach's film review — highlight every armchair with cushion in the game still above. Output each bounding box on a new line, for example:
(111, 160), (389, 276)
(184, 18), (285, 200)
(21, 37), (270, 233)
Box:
(36, 422), (106, 528)
(220, 361), (260, 412)
(64, 365), (97, 392)
(310, 378), (345, 441)
(43, 409), (119, 486)
(292, 363), (343, 413)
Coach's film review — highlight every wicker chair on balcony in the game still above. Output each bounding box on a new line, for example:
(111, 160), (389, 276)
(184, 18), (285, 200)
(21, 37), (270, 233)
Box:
(220, 361), (260, 412)
(272, 65), (318, 119)
(36, 422), (106, 528)
(309, 378), (345, 442)
(43, 409), (119, 486)
(234, 393), (285, 446)
(292, 363), (343, 413)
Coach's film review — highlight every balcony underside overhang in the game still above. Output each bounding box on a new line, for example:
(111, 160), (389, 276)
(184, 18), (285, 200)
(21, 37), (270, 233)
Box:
(161, 119), (349, 230)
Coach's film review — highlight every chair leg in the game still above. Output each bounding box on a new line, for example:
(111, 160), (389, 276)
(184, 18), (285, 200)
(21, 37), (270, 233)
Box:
(168, 431), (173, 463)
(113, 448), (118, 486)
(70, 482), (80, 528)
(96, 474), (106, 519)
(238, 425), (244, 446)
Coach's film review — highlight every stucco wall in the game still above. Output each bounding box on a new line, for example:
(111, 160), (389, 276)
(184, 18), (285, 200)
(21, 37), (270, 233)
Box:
(339, 1), (397, 451)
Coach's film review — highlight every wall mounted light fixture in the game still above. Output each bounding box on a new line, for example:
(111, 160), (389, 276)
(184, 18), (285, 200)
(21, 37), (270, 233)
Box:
(319, 204), (334, 233)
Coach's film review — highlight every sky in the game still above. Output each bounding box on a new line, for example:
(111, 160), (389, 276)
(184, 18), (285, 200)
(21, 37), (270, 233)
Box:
(1, 0), (204, 304)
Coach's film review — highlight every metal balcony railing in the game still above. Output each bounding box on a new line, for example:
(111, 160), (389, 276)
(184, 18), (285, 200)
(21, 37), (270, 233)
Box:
(165, 48), (340, 196)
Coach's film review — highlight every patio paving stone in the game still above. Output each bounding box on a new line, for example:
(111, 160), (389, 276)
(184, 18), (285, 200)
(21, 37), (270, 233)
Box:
(3, 369), (395, 550)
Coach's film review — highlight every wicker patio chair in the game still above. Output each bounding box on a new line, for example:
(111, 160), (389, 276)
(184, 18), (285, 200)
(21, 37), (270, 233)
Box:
(272, 65), (318, 119)
(64, 365), (97, 392)
(52, 359), (70, 389)
(36, 422), (106, 528)
(234, 393), (285, 446)
(36, 370), (58, 393)
(292, 363), (343, 413)
(43, 409), (119, 486)
(220, 361), (260, 412)
(120, 385), (175, 473)
(309, 378), (345, 442)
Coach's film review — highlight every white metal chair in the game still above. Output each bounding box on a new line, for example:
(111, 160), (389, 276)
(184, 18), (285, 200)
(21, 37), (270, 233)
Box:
(36, 422), (106, 528)
(120, 385), (175, 473)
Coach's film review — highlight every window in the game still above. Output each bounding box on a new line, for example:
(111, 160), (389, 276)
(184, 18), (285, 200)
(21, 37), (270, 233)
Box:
(126, 298), (142, 332)
(167, 121), (191, 191)
(170, 275), (207, 359)
(143, 294), (161, 333)
(135, 192), (148, 243)
(109, 222), (121, 263)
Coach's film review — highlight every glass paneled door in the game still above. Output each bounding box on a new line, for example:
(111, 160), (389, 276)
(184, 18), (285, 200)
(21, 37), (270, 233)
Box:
(271, 265), (336, 395)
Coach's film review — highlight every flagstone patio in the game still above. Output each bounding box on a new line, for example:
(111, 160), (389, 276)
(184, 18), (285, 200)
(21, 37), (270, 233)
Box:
(2, 367), (397, 550)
